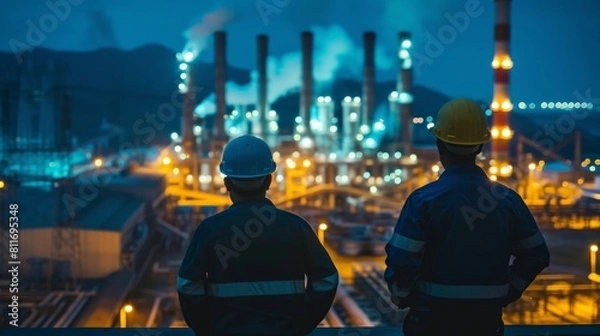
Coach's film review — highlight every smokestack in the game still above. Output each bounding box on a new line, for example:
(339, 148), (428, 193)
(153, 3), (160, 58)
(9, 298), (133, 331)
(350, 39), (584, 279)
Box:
(491, 0), (513, 169)
(182, 61), (196, 155)
(300, 31), (313, 137)
(257, 34), (268, 138)
(214, 31), (227, 140)
(398, 31), (413, 155)
(362, 32), (375, 128)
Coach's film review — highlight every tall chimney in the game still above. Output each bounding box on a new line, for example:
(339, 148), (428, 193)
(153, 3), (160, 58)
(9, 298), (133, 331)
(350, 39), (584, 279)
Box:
(398, 31), (413, 155)
(182, 61), (196, 155)
(490, 0), (513, 173)
(257, 35), (268, 138)
(362, 32), (375, 128)
(300, 31), (314, 138)
(214, 31), (227, 140)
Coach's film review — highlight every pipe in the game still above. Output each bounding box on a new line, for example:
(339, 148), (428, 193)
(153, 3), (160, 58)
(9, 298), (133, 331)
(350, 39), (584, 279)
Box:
(301, 31), (314, 137)
(326, 309), (346, 327)
(362, 32), (375, 128)
(257, 35), (268, 138)
(146, 296), (163, 327)
(214, 31), (227, 140)
(336, 286), (375, 326)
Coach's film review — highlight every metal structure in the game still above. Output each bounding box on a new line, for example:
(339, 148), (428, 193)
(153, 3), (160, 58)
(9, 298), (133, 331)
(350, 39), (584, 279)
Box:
(257, 34), (268, 139)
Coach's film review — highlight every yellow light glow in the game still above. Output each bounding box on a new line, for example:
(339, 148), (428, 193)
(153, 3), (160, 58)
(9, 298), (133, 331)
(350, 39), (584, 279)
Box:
(432, 165), (440, 173)
(592, 245), (599, 253)
(491, 128), (500, 139)
(162, 157), (171, 165)
(490, 175), (497, 181)
(286, 158), (296, 169)
(501, 58), (513, 69)
(302, 159), (311, 168)
(528, 163), (536, 170)
(173, 168), (180, 175)
(501, 100), (513, 112)
(489, 166), (498, 175)
(186, 174), (193, 183)
(577, 178), (584, 185)
(501, 127), (513, 139)
(539, 160), (545, 166)
(499, 165), (512, 176)
(491, 101), (499, 110)
(123, 304), (133, 313)
(595, 159), (600, 165)
(94, 158), (103, 167)
(318, 223), (328, 231)
(0, 181), (4, 189)
(491, 58), (500, 69)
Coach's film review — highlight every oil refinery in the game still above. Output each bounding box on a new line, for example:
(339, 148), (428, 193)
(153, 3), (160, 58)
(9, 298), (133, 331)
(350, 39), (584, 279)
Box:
(1, 0), (600, 332)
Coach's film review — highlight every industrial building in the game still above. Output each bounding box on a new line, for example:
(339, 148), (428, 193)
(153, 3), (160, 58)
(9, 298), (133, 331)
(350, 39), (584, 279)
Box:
(0, 0), (599, 330)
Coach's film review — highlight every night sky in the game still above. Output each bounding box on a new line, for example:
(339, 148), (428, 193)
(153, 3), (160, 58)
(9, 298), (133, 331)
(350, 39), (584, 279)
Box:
(1, 0), (599, 103)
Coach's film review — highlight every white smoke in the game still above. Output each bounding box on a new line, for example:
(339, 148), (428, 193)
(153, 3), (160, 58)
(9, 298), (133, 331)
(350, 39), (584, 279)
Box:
(197, 24), (391, 116)
(183, 9), (233, 60)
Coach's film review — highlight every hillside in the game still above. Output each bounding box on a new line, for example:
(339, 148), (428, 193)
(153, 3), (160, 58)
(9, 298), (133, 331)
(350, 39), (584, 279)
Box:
(0, 46), (597, 158)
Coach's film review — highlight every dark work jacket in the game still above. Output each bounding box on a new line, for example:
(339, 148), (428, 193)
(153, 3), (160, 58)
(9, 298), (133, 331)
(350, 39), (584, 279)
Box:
(178, 198), (339, 336)
(385, 164), (550, 310)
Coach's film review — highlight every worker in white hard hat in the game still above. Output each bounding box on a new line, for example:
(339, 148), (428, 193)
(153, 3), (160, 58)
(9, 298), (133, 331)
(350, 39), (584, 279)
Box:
(178, 134), (338, 336)
(385, 98), (549, 335)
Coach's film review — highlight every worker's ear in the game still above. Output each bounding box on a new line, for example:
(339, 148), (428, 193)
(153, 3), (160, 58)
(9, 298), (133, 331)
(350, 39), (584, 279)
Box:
(263, 174), (272, 190)
(475, 144), (483, 155)
(224, 177), (233, 192)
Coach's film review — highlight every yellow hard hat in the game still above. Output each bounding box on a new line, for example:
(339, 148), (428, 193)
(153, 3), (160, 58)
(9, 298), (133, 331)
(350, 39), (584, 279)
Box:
(431, 98), (491, 146)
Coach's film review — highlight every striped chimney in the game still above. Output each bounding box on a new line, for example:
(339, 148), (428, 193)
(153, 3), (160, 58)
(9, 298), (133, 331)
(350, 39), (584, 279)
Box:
(491, 0), (513, 167)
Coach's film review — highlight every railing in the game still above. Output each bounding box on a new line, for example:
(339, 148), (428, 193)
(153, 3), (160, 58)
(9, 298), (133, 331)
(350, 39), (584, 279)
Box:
(5, 326), (600, 335)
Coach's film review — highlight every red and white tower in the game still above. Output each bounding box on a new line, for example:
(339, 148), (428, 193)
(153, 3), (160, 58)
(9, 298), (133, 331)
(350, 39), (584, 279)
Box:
(490, 0), (514, 177)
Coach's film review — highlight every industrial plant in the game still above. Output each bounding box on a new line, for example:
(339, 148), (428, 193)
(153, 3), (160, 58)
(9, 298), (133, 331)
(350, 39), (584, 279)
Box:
(0, 0), (599, 331)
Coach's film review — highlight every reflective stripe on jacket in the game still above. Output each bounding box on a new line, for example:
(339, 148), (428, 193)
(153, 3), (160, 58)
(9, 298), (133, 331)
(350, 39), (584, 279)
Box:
(385, 164), (550, 307)
(178, 198), (339, 335)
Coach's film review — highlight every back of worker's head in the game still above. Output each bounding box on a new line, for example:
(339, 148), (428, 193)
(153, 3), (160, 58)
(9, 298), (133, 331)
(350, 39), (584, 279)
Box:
(219, 135), (276, 200)
(431, 98), (491, 165)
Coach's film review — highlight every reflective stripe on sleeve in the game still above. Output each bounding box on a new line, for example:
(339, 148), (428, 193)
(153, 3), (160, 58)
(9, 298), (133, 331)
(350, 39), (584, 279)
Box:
(312, 273), (339, 292)
(416, 281), (509, 299)
(515, 231), (545, 250)
(509, 273), (531, 292)
(389, 283), (411, 298)
(177, 276), (205, 295)
(388, 233), (425, 253)
(209, 280), (305, 298)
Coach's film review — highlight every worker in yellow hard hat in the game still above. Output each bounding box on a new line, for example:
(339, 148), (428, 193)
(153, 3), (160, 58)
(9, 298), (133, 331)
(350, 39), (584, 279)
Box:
(385, 98), (549, 335)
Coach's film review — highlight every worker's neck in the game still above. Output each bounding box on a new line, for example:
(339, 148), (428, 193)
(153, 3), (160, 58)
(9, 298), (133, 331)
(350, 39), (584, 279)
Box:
(231, 193), (267, 203)
(442, 159), (476, 169)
